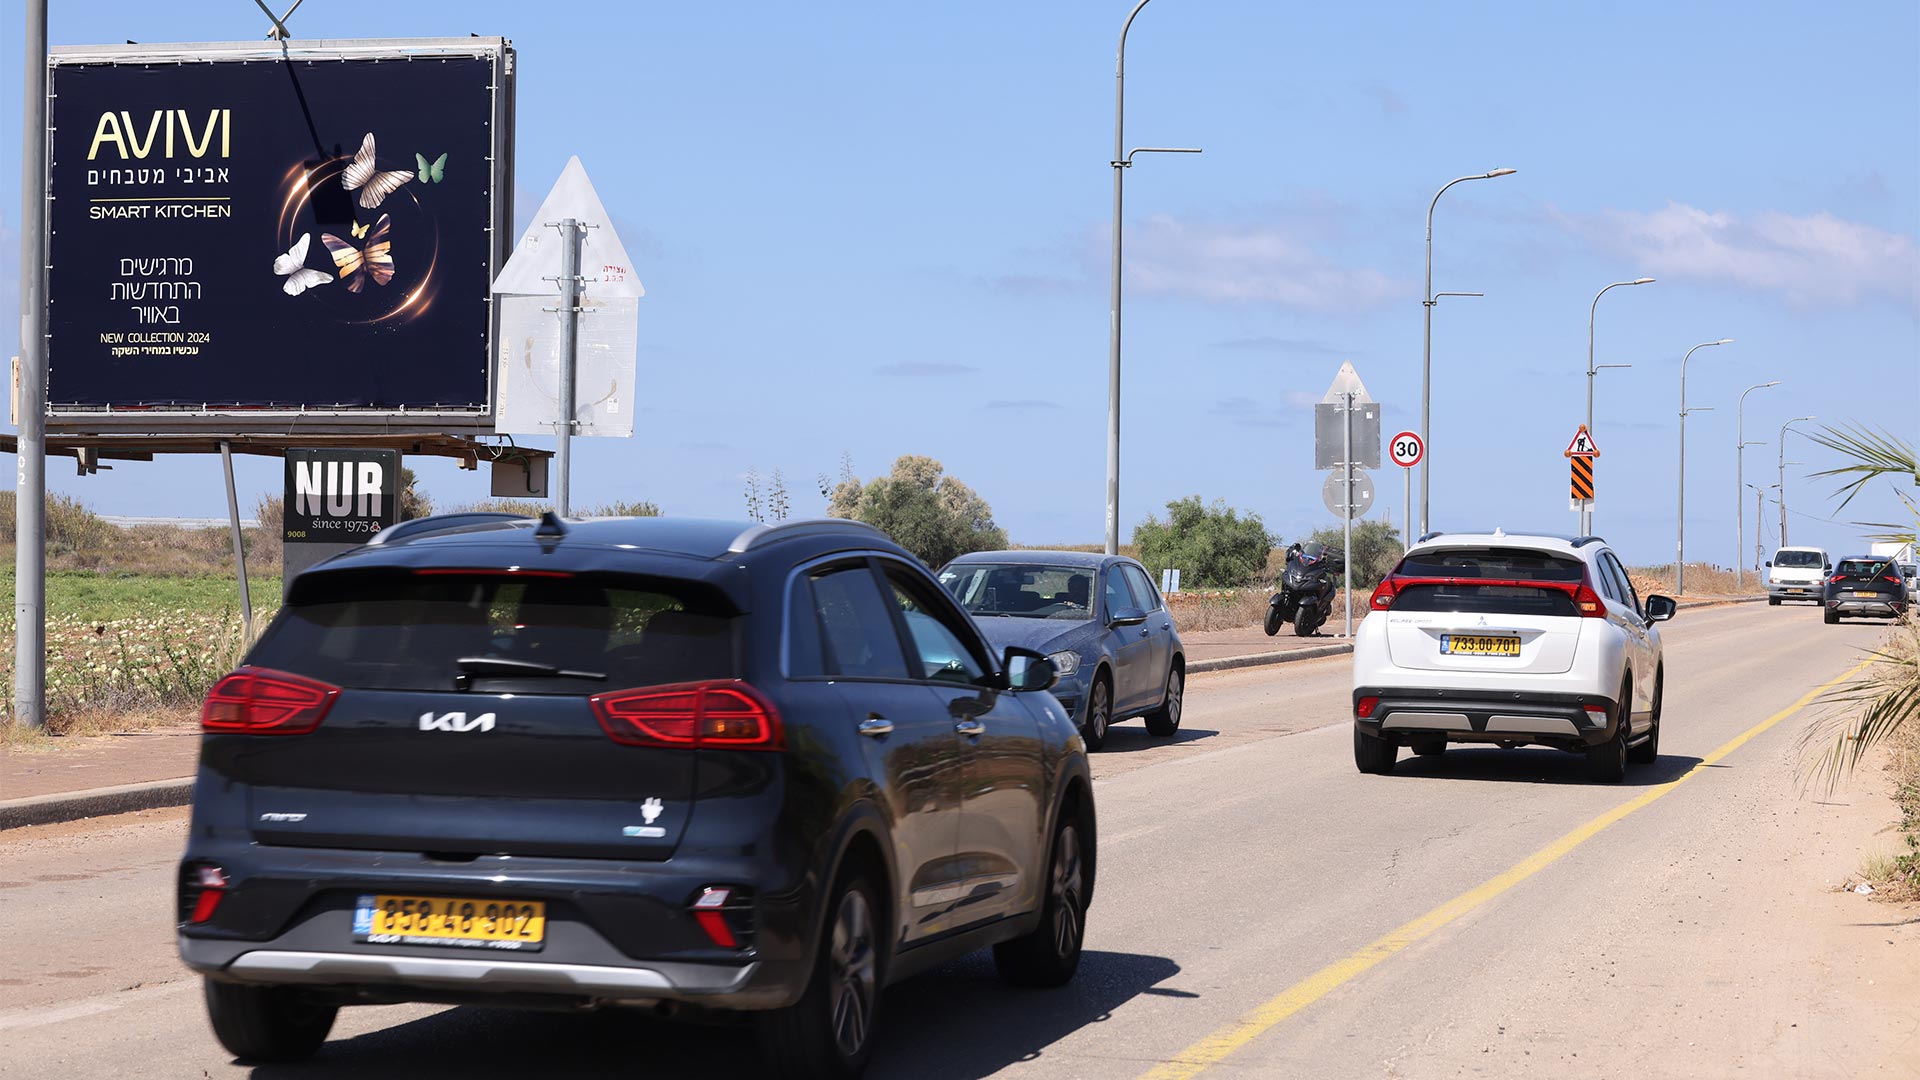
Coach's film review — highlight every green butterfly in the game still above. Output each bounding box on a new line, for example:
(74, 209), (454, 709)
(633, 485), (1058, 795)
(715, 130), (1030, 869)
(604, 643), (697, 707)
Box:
(414, 152), (448, 184)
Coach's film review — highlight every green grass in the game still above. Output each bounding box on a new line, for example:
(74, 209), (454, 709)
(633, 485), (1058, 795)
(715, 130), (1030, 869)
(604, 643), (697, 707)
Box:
(0, 567), (281, 623)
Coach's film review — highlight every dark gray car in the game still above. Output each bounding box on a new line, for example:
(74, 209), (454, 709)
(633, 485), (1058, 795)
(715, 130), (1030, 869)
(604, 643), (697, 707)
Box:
(937, 551), (1184, 750)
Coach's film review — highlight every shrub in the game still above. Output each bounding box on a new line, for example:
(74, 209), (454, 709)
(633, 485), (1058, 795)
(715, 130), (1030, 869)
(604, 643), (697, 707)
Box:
(828, 455), (1008, 567)
(1133, 497), (1274, 588)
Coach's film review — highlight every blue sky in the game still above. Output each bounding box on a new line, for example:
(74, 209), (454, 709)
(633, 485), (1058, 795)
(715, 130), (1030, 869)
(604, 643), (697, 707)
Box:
(2, 0), (1916, 570)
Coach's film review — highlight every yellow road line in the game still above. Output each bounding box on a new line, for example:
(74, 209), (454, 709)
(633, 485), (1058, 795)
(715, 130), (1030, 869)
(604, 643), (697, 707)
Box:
(1138, 660), (1870, 1080)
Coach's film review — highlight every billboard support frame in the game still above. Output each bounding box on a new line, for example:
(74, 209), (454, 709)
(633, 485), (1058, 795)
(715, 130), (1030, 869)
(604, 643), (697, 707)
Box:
(42, 36), (516, 436)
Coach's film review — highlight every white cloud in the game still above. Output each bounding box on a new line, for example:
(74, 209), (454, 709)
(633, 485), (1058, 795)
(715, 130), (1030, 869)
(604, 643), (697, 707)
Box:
(1124, 214), (1406, 311)
(1572, 202), (1918, 309)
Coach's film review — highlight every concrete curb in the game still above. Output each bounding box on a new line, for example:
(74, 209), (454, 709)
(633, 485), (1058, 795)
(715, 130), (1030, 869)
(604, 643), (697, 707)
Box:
(1188, 643), (1353, 674)
(0, 777), (194, 831)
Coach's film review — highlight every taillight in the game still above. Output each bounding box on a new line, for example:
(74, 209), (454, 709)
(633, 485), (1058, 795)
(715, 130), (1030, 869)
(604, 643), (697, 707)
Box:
(590, 680), (784, 751)
(1369, 578), (1399, 610)
(181, 864), (228, 924)
(1355, 696), (1380, 720)
(1885, 575), (1902, 586)
(201, 668), (339, 734)
(1574, 582), (1606, 617)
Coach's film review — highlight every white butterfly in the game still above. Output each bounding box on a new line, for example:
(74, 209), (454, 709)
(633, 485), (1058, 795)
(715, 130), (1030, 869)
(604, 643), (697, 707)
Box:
(273, 232), (332, 296)
(341, 132), (415, 211)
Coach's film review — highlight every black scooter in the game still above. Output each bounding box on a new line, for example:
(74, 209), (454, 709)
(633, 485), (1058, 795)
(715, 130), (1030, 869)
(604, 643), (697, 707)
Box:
(1264, 541), (1342, 638)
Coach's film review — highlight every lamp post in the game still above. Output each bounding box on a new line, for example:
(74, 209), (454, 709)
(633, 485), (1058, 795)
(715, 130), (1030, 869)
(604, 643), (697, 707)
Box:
(1419, 168), (1516, 537)
(1584, 278), (1655, 534)
(1734, 381), (1779, 587)
(1106, 0), (1199, 555)
(1778, 416), (1815, 547)
(1674, 339), (1732, 594)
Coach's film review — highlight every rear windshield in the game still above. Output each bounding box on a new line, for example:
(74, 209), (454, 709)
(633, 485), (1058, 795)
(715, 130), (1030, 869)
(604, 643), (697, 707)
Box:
(938, 563), (1096, 621)
(1398, 547), (1586, 583)
(1835, 560), (1890, 578)
(1774, 550), (1824, 568)
(248, 572), (737, 692)
(1392, 583), (1579, 618)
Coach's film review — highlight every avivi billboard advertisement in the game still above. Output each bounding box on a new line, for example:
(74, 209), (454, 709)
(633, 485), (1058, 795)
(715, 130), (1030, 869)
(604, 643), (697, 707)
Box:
(43, 38), (514, 431)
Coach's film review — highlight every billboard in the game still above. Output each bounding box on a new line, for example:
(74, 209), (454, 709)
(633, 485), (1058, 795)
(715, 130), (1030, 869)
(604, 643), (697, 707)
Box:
(43, 38), (514, 432)
(284, 448), (400, 543)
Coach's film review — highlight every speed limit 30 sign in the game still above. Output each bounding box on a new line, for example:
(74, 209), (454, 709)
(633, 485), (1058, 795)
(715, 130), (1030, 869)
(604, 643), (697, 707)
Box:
(1390, 431), (1424, 468)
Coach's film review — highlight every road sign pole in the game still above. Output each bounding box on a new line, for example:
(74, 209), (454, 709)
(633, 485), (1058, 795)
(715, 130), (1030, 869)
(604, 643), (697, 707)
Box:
(553, 217), (581, 516)
(1343, 391), (1354, 639)
(14, 0), (48, 729)
(1403, 466), (1410, 555)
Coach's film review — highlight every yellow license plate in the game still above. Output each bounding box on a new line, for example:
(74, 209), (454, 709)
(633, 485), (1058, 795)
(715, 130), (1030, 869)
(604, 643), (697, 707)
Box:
(1442, 634), (1521, 657)
(353, 894), (546, 951)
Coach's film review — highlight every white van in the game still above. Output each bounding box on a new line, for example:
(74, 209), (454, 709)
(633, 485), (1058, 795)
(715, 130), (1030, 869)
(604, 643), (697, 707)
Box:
(1766, 546), (1829, 604)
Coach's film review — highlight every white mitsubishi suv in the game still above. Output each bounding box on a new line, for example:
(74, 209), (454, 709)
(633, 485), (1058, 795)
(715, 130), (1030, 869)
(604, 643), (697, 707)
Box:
(1351, 531), (1677, 782)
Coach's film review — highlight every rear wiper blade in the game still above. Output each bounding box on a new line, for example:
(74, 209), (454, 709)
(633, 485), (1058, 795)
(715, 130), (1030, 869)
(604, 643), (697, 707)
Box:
(454, 656), (607, 681)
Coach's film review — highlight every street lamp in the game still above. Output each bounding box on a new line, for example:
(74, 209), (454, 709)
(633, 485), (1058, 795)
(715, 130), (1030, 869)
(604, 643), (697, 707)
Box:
(1674, 339), (1732, 594)
(1779, 416), (1816, 547)
(1106, 0), (1200, 555)
(1734, 380), (1780, 587)
(1419, 167), (1516, 537)
(1584, 278), (1654, 533)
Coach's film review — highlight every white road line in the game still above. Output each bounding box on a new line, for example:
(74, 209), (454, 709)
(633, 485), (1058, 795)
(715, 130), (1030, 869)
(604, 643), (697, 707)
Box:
(0, 979), (195, 1032)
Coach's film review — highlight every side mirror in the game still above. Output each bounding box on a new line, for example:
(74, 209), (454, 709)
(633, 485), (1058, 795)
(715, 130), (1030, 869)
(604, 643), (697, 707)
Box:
(1764, 560), (1771, 567)
(1825, 563), (1833, 571)
(1003, 647), (1058, 692)
(1109, 606), (1148, 628)
(1644, 594), (1678, 622)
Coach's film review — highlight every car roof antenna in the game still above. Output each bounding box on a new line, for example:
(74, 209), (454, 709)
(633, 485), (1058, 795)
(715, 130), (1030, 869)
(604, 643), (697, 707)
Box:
(535, 511), (569, 540)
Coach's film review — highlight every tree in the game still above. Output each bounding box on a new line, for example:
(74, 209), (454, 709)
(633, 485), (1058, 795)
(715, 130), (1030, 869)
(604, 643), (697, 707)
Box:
(1305, 520), (1406, 591)
(827, 455), (1009, 566)
(1132, 496), (1274, 588)
(398, 466), (432, 520)
(1802, 423), (1916, 785)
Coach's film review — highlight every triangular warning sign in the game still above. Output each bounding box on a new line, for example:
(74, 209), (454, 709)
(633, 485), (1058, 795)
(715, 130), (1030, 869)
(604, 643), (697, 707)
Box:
(1564, 424), (1601, 458)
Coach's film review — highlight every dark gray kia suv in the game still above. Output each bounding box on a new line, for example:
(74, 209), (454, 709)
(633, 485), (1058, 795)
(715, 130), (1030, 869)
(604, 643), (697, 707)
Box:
(178, 514), (1095, 1078)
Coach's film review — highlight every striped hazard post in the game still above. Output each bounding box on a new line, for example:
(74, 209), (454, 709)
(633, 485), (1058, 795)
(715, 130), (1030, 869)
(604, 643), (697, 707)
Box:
(1570, 455), (1595, 500)
(1565, 423), (1600, 518)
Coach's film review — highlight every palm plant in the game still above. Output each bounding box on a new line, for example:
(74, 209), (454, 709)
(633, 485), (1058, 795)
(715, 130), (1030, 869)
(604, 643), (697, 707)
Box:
(1804, 423), (1917, 787)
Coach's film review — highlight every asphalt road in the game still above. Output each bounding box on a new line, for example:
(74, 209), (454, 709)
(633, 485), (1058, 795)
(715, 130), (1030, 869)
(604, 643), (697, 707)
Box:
(2, 603), (1915, 1078)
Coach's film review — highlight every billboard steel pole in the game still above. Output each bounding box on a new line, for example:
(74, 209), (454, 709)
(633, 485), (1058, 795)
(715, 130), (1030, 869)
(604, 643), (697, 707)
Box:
(220, 442), (253, 630)
(14, 0), (48, 729)
(553, 218), (582, 516)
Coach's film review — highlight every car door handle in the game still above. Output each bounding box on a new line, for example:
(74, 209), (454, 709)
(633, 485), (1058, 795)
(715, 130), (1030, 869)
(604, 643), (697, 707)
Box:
(858, 716), (893, 738)
(955, 719), (985, 737)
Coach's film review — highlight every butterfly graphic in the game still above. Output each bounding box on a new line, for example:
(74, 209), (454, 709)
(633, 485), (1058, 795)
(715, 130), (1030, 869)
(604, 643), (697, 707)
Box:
(271, 232), (332, 297)
(341, 132), (414, 210)
(415, 152), (448, 184)
(320, 214), (395, 293)
(350, 220), (370, 240)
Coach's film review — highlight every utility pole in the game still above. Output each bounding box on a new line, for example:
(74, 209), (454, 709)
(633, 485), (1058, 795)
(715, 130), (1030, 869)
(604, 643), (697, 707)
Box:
(14, 0), (48, 729)
(1583, 278), (1653, 535)
(1734, 380), (1779, 588)
(1778, 416), (1814, 549)
(1343, 391), (1354, 639)
(1674, 339), (1730, 594)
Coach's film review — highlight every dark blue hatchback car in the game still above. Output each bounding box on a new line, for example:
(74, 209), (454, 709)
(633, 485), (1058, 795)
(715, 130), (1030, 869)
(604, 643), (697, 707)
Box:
(178, 514), (1094, 1078)
(937, 551), (1185, 750)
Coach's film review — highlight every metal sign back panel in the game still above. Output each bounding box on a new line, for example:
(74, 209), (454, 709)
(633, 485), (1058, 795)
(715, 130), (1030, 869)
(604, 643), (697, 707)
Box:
(44, 38), (514, 431)
(1314, 401), (1382, 470)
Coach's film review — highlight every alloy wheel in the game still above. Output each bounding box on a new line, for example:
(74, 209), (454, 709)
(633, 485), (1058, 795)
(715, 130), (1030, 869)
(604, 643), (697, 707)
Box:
(1050, 824), (1084, 960)
(1088, 682), (1110, 743)
(827, 888), (877, 1058)
(1164, 670), (1183, 729)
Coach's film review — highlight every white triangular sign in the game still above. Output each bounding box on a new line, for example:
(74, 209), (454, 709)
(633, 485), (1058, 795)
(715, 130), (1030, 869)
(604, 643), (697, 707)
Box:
(1564, 424), (1601, 457)
(492, 157), (645, 298)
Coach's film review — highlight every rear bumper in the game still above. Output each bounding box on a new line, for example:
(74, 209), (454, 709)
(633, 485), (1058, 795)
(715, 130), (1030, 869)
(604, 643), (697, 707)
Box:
(1354, 686), (1619, 750)
(176, 840), (813, 1011)
(1827, 595), (1906, 617)
(182, 937), (760, 1003)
